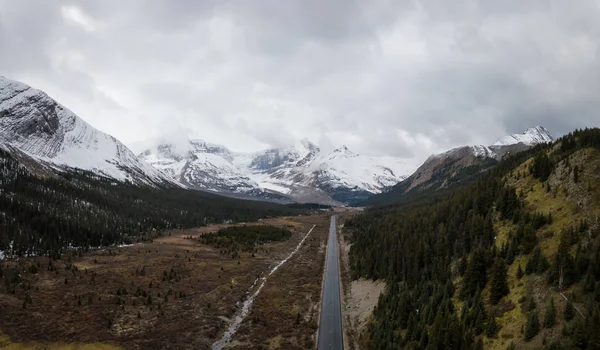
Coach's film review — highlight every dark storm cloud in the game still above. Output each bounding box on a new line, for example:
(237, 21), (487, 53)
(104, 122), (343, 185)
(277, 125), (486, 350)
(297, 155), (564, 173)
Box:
(1, 0), (599, 173)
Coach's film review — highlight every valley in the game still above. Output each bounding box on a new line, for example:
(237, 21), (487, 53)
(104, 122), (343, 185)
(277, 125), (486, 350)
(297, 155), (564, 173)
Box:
(2, 75), (599, 350)
(3, 2), (600, 349)
(0, 214), (331, 350)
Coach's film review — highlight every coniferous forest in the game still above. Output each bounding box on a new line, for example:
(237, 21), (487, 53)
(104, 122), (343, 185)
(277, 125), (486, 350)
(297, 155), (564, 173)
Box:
(0, 148), (294, 259)
(200, 225), (292, 256)
(347, 128), (600, 349)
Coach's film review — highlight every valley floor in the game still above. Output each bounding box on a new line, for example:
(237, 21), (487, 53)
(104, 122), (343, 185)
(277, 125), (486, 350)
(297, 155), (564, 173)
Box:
(0, 214), (331, 350)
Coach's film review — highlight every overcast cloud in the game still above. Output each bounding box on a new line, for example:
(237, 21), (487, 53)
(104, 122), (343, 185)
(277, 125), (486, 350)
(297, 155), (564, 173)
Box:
(1, 0), (599, 172)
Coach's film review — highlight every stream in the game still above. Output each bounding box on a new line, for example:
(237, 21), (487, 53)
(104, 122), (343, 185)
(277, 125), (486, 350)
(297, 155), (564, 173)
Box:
(212, 224), (316, 349)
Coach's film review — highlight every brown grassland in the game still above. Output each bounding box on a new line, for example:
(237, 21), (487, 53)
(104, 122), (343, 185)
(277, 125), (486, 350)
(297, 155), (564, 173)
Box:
(0, 214), (331, 350)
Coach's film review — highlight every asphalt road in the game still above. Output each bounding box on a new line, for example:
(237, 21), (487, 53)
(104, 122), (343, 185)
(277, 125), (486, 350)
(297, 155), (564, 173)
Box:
(317, 215), (344, 350)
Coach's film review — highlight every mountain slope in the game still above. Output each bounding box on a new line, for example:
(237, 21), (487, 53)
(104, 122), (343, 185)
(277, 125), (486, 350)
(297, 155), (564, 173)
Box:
(346, 128), (600, 349)
(140, 139), (408, 204)
(0, 145), (294, 259)
(364, 126), (554, 206)
(0, 76), (178, 187)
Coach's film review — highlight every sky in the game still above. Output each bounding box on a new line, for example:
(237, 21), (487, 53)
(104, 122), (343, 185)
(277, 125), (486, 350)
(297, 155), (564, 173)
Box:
(1, 0), (599, 172)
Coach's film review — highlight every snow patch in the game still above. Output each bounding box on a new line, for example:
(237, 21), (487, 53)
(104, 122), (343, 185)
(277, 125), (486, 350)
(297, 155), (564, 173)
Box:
(470, 145), (496, 158)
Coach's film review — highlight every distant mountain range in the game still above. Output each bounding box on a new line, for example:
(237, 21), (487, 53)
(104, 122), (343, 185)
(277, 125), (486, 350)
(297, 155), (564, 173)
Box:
(0, 76), (408, 204)
(0, 76), (555, 206)
(139, 139), (408, 204)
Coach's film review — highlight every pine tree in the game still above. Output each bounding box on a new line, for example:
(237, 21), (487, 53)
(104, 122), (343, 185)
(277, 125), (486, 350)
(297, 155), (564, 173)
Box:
(532, 153), (552, 181)
(571, 320), (586, 349)
(543, 298), (556, 328)
(536, 251), (550, 274)
(564, 301), (574, 321)
(516, 264), (523, 279)
(485, 314), (498, 338)
(521, 224), (537, 254)
(505, 243), (515, 265)
(474, 311), (484, 335)
(461, 248), (489, 299)
(527, 298), (537, 312)
(489, 258), (509, 305)
(419, 327), (428, 348)
(526, 247), (549, 275)
(524, 310), (540, 341)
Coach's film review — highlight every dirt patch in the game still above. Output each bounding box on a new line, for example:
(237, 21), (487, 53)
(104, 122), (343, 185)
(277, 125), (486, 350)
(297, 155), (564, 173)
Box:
(345, 279), (385, 331)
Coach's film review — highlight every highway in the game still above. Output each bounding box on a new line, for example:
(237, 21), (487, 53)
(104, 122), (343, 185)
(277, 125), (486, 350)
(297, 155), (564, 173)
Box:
(317, 215), (344, 350)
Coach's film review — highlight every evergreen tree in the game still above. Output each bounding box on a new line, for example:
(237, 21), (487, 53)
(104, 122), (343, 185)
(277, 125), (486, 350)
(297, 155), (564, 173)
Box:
(516, 264), (524, 280)
(474, 311), (484, 335)
(526, 247), (549, 275)
(532, 153), (552, 181)
(521, 224), (537, 254)
(505, 243), (515, 265)
(486, 314), (498, 338)
(571, 320), (586, 349)
(489, 258), (509, 305)
(524, 310), (541, 341)
(544, 298), (556, 328)
(527, 298), (537, 312)
(461, 248), (489, 299)
(536, 252), (550, 274)
(564, 301), (575, 321)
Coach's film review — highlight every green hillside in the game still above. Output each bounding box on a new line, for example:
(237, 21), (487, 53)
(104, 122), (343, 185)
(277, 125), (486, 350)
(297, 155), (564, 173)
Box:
(346, 128), (600, 349)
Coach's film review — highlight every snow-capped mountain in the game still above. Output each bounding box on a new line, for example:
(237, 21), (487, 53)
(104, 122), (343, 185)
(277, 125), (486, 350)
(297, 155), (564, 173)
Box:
(364, 126), (555, 206)
(0, 76), (179, 186)
(426, 126), (554, 162)
(140, 138), (409, 204)
(492, 126), (553, 147)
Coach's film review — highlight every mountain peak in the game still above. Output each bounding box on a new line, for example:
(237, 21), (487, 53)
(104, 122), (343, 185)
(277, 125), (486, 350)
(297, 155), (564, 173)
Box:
(492, 125), (553, 146)
(331, 145), (358, 157)
(0, 76), (179, 187)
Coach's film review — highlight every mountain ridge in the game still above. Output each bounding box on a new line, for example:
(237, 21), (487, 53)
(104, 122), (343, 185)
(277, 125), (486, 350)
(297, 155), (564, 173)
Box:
(363, 125), (554, 206)
(0, 76), (180, 187)
(140, 138), (409, 204)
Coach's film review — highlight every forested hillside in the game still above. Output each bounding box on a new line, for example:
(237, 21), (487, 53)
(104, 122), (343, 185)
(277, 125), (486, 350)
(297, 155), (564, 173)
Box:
(0, 148), (294, 259)
(347, 128), (600, 349)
